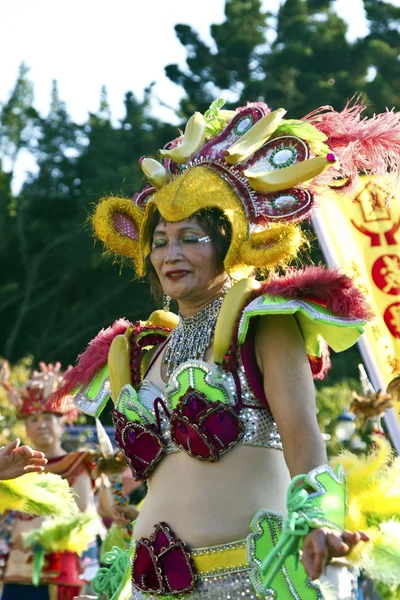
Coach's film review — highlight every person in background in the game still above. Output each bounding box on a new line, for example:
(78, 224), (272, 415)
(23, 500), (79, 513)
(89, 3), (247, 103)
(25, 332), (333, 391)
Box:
(0, 362), (106, 600)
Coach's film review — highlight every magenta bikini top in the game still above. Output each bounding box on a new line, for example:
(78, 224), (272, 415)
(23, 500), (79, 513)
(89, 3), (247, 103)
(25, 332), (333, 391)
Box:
(111, 358), (282, 482)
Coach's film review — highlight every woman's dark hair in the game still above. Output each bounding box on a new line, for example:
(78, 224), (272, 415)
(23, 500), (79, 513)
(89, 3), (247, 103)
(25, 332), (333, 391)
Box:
(146, 207), (232, 302)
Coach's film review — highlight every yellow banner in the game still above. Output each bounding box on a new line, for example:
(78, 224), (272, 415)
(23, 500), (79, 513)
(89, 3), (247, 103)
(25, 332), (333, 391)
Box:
(317, 177), (400, 387)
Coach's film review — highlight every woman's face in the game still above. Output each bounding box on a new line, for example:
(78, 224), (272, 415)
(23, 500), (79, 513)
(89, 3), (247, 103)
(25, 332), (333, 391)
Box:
(150, 218), (222, 302)
(25, 412), (64, 452)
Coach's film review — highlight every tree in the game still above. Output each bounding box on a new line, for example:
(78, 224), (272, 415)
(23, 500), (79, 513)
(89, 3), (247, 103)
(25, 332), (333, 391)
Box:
(166, 0), (268, 117)
(361, 0), (400, 111)
(0, 63), (38, 175)
(0, 75), (176, 368)
(166, 0), (400, 117)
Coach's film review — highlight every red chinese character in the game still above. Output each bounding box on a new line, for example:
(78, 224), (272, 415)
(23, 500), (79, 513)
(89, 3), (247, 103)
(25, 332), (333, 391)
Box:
(372, 255), (400, 295)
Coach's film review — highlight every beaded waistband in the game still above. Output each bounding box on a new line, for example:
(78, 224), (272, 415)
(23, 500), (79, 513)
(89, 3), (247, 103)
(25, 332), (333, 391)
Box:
(192, 539), (249, 578)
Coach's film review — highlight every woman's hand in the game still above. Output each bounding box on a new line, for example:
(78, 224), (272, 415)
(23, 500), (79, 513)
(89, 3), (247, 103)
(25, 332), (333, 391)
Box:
(302, 527), (370, 580)
(113, 504), (139, 528)
(0, 439), (47, 480)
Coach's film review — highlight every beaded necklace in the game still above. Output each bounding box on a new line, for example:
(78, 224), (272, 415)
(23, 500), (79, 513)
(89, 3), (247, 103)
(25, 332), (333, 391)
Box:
(163, 296), (224, 376)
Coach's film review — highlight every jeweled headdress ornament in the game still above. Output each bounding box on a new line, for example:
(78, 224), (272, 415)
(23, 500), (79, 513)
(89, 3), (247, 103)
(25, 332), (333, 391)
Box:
(92, 99), (400, 278)
(0, 360), (79, 422)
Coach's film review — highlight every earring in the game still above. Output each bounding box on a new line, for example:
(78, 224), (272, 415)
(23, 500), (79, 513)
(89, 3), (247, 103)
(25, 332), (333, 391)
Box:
(163, 294), (171, 312)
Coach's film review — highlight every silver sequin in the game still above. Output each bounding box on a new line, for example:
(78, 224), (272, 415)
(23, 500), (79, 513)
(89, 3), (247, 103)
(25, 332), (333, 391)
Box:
(138, 362), (283, 453)
(130, 571), (261, 599)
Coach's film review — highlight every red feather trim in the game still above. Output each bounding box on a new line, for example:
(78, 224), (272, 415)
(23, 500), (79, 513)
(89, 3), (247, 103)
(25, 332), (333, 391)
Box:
(47, 318), (133, 410)
(260, 265), (372, 321)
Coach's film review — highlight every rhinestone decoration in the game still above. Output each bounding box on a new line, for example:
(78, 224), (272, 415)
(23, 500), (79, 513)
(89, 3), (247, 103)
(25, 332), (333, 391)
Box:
(136, 360), (283, 457)
(192, 539), (248, 578)
(131, 571), (259, 599)
(165, 360), (236, 410)
(269, 146), (296, 169)
(117, 384), (157, 425)
(234, 115), (254, 135)
(163, 297), (224, 376)
(132, 522), (197, 595)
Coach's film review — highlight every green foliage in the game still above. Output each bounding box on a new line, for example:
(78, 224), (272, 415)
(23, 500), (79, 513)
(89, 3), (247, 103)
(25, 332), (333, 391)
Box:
(0, 357), (33, 445)
(315, 380), (356, 455)
(374, 581), (400, 600)
(0, 63), (38, 171)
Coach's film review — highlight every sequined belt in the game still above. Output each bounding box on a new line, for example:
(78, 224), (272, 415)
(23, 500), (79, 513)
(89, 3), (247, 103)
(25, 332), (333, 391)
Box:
(131, 515), (326, 599)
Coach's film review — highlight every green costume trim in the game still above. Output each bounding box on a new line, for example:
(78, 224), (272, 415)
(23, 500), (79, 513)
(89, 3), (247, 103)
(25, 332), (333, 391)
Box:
(248, 511), (324, 598)
(73, 365), (111, 417)
(165, 360), (235, 409)
(238, 295), (366, 356)
(257, 464), (346, 592)
(116, 384), (156, 424)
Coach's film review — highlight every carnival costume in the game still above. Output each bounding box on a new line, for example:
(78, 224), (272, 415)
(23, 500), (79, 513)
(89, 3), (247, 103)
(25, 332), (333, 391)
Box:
(50, 100), (400, 599)
(0, 362), (99, 600)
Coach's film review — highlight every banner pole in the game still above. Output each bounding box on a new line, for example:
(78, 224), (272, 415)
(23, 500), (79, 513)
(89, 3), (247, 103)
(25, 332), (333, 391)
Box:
(312, 208), (400, 453)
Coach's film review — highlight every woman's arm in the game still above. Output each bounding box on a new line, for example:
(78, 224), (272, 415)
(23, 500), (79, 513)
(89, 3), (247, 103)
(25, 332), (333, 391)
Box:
(254, 313), (326, 477)
(72, 471), (96, 513)
(254, 314), (368, 579)
(95, 474), (116, 519)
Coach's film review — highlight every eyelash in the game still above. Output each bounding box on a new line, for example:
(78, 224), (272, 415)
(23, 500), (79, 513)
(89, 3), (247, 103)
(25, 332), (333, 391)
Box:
(152, 237), (201, 248)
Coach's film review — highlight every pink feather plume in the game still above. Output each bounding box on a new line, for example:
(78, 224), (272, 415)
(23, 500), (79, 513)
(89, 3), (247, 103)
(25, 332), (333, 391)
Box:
(304, 99), (400, 191)
(47, 318), (132, 410)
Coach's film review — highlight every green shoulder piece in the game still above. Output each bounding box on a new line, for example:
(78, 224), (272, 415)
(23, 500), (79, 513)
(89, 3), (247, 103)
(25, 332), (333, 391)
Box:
(247, 511), (324, 599)
(238, 294), (366, 356)
(164, 360), (235, 409)
(258, 464), (346, 592)
(73, 364), (110, 417)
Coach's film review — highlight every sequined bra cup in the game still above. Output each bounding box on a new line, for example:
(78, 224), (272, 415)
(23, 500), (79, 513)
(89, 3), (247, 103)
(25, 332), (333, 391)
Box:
(111, 360), (282, 481)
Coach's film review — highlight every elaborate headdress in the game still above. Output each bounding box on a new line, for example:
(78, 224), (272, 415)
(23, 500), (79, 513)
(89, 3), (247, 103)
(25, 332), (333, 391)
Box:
(92, 99), (400, 278)
(0, 360), (79, 423)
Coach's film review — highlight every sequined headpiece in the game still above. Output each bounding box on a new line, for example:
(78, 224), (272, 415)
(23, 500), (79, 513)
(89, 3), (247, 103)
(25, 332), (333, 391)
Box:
(92, 99), (400, 278)
(0, 361), (79, 422)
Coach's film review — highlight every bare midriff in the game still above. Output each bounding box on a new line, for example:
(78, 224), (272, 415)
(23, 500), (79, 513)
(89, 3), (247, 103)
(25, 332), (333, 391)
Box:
(134, 342), (290, 547)
(133, 445), (290, 548)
